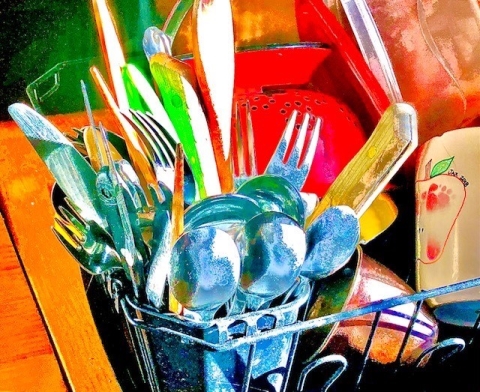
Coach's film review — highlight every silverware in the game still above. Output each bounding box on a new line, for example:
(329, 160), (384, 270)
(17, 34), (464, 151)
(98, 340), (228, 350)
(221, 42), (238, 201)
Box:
(131, 110), (175, 168)
(51, 188), (122, 274)
(192, 0), (236, 193)
(232, 211), (306, 313)
(90, 66), (158, 198)
(121, 63), (179, 144)
(95, 122), (146, 299)
(231, 101), (257, 188)
(306, 103), (418, 227)
(168, 226), (241, 321)
(264, 110), (321, 191)
(145, 210), (172, 309)
(169, 143), (185, 313)
(91, 0), (129, 110)
(8, 103), (107, 230)
(162, 0), (194, 43)
(143, 26), (172, 59)
(302, 205), (360, 280)
(149, 52), (221, 199)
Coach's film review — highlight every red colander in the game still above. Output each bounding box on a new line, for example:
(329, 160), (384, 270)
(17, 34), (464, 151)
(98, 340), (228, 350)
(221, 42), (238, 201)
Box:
(233, 44), (368, 197)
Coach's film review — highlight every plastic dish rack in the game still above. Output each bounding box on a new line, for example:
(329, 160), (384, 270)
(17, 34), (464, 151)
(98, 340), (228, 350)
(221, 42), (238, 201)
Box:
(102, 271), (480, 392)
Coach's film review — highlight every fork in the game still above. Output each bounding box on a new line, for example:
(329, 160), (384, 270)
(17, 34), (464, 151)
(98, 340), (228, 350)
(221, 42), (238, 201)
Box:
(264, 110), (322, 191)
(52, 197), (122, 275)
(231, 101), (257, 189)
(123, 110), (175, 192)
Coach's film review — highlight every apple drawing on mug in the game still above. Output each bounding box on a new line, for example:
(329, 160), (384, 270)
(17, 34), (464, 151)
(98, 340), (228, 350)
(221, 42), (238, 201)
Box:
(416, 157), (467, 264)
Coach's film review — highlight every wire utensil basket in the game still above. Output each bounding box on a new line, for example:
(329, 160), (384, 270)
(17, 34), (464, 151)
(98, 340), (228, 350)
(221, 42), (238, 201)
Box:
(109, 271), (480, 392)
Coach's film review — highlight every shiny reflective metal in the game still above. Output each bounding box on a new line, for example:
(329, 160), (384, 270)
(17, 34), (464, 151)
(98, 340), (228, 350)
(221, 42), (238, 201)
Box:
(264, 110), (321, 191)
(145, 210), (172, 310)
(168, 226), (241, 321)
(236, 175), (306, 226)
(95, 123), (146, 299)
(302, 206), (360, 280)
(231, 101), (257, 188)
(51, 190), (122, 274)
(183, 193), (263, 234)
(306, 103), (418, 227)
(8, 103), (107, 230)
(120, 275), (480, 391)
(233, 211), (306, 313)
(121, 275), (311, 392)
(143, 26), (173, 60)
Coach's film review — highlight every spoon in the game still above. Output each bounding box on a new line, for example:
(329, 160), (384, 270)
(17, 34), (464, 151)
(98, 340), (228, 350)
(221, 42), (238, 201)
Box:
(233, 211), (306, 313)
(305, 103), (417, 227)
(143, 26), (172, 60)
(168, 226), (241, 321)
(236, 174), (305, 226)
(301, 205), (360, 280)
(184, 193), (263, 235)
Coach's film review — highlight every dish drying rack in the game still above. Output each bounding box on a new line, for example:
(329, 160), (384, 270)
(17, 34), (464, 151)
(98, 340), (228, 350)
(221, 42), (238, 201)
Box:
(95, 269), (480, 392)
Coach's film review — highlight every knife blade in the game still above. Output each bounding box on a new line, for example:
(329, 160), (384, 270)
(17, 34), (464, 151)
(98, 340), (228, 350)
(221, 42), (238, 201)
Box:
(8, 103), (107, 230)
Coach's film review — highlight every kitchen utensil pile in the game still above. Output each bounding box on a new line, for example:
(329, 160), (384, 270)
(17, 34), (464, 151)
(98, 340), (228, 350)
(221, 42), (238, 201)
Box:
(8, 0), (418, 323)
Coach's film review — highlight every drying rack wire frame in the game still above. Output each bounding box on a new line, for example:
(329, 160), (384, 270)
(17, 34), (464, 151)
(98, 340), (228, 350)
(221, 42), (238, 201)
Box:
(116, 275), (480, 392)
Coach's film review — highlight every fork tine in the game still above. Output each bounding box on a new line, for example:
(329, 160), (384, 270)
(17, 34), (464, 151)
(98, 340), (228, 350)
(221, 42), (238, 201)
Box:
(302, 117), (322, 169)
(234, 102), (246, 178)
(134, 110), (175, 168)
(244, 101), (257, 177)
(275, 110), (298, 163)
(124, 111), (167, 167)
(145, 112), (177, 160)
(53, 215), (83, 251)
(58, 205), (87, 239)
(286, 113), (310, 167)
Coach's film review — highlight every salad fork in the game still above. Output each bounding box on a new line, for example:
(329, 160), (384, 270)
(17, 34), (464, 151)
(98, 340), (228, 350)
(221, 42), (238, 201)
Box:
(264, 110), (322, 191)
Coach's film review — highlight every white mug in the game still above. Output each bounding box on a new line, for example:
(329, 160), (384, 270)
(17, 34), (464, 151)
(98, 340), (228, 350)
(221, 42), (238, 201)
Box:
(415, 127), (480, 327)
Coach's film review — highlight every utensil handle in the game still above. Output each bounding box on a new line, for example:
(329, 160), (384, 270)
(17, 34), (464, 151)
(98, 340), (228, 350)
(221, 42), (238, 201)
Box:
(306, 103), (417, 227)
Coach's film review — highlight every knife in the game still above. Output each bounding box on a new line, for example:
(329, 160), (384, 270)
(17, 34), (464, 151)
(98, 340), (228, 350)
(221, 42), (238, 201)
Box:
(8, 103), (107, 230)
(149, 52), (221, 199)
(192, 0), (235, 193)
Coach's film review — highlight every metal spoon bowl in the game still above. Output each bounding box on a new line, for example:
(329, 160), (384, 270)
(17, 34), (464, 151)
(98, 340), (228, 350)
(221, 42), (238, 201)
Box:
(184, 193), (262, 235)
(234, 211), (306, 312)
(168, 226), (241, 321)
(302, 205), (360, 280)
(236, 174), (305, 226)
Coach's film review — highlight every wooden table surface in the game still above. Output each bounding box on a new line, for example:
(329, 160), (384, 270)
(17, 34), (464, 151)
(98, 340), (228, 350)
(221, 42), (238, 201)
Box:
(0, 112), (121, 391)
